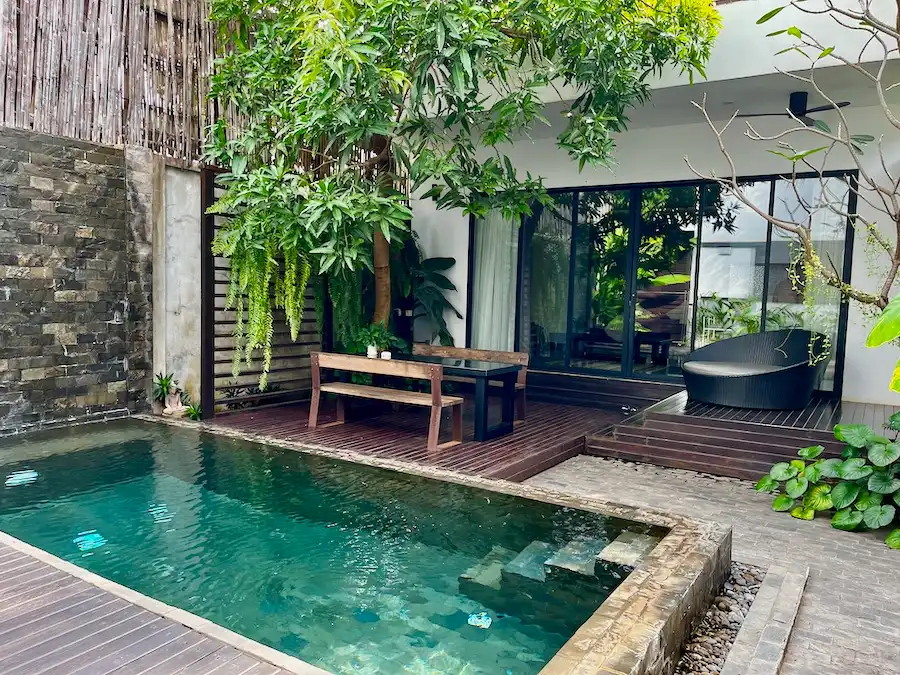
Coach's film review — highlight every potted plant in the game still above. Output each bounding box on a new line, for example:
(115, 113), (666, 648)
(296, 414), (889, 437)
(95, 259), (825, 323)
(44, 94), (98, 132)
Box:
(352, 323), (405, 359)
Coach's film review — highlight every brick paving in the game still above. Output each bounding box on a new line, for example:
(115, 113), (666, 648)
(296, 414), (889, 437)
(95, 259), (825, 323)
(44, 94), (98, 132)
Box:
(527, 456), (900, 675)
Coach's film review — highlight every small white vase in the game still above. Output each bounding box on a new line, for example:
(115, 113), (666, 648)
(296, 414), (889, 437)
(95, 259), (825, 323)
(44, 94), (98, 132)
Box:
(380, 351), (392, 360)
(366, 345), (378, 358)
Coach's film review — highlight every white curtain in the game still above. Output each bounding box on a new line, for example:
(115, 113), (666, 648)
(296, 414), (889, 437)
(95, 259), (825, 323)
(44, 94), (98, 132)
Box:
(470, 210), (519, 350)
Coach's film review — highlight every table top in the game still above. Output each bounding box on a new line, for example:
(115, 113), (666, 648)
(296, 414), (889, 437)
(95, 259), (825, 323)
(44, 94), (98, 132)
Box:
(395, 353), (521, 377)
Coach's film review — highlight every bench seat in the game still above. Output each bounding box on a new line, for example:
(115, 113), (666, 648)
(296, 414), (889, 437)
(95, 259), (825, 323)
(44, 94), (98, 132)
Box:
(321, 382), (464, 408)
(309, 352), (463, 451)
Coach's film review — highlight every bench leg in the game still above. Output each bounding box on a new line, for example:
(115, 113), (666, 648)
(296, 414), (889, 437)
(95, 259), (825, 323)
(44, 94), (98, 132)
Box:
(436, 405), (463, 450)
(319, 396), (347, 428)
(515, 389), (526, 423)
(308, 388), (321, 429)
(427, 405), (441, 453)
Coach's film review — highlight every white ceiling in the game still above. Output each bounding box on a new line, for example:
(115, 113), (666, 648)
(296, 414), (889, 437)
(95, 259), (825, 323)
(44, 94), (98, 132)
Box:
(529, 63), (900, 136)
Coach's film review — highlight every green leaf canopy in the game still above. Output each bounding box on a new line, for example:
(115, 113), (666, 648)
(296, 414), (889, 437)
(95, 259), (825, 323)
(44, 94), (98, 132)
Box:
(204, 0), (721, 383)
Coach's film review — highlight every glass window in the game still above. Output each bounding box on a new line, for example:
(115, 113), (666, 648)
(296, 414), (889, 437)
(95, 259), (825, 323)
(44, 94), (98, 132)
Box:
(470, 209), (519, 351)
(519, 195), (573, 369)
(632, 186), (698, 377)
(766, 177), (849, 391)
(466, 174), (853, 393)
(569, 189), (631, 374)
(695, 182), (770, 348)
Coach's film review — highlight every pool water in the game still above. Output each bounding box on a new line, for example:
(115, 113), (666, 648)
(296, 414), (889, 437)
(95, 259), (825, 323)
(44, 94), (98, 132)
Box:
(0, 421), (645, 674)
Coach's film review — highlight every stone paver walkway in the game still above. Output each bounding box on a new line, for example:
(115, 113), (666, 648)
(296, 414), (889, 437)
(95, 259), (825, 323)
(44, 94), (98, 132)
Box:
(528, 457), (900, 675)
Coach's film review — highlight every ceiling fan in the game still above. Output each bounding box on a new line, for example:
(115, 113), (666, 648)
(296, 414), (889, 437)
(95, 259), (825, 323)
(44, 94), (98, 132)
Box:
(736, 91), (850, 126)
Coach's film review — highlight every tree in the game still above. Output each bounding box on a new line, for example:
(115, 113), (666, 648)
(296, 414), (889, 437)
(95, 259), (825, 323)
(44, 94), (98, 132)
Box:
(687, 0), (900, 312)
(205, 0), (720, 383)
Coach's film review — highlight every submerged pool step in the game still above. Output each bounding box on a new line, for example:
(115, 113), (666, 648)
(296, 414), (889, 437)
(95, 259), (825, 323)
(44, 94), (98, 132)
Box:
(458, 545), (518, 593)
(597, 531), (660, 567)
(502, 541), (555, 583)
(545, 537), (609, 578)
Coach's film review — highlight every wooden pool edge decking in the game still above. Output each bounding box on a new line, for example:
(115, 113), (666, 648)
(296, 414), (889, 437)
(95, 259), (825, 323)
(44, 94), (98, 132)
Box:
(0, 531), (327, 675)
(197, 400), (625, 483)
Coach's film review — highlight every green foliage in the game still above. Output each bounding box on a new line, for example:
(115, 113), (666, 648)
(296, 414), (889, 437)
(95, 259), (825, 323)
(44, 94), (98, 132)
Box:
(205, 0), (720, 385)
(349, 322), (406, 354)
(186, 404), (203, 421)
(835, 424), (874, 448)
(392, 237), (462, 345)
(830, 482), (860, 510)
(757, 423), (900, 545)
(152, 373), (176, 403)
(865, 296), (900, 394)
(886, 529), (900, 549)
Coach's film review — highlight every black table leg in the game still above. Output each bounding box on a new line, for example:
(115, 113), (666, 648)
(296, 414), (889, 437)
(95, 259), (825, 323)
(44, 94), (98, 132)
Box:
(500, 372), (516, 429)
(474, 377), (488, 442)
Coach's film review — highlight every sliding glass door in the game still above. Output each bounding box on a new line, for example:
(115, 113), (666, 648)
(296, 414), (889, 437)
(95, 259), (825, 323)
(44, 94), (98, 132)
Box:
(519, 195), (574, 369)
(468, 174), (854, 393)
(569, 190), (632, 375)
(630, 186), (698, 377)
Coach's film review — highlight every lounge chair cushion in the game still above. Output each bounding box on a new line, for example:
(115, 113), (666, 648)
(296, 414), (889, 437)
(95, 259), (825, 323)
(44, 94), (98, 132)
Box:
(682, 361), (784, 377)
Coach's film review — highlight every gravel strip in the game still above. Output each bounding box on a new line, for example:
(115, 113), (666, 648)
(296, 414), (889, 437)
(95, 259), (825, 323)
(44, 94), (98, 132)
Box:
(675, 561), (766, 675)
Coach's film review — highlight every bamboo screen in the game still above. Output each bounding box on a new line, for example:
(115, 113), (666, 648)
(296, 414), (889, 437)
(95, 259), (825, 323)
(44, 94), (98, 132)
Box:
(0, 0), (220, 161)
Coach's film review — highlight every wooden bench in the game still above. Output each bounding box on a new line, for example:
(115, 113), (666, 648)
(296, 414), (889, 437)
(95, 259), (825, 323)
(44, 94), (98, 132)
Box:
(411, 344), (529, 422)
(308, 352), (464, 452)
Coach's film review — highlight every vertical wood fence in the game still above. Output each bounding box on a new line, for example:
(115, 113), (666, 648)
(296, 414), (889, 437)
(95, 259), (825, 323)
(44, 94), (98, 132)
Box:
(0, 0), (220, 160)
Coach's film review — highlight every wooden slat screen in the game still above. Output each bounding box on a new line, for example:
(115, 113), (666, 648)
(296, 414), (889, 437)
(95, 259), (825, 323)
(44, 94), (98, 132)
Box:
(202, 170), (321, 414)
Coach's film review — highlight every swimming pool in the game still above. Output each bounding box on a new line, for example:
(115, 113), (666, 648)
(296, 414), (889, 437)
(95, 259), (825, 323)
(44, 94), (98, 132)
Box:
(0, 420), (662, 674)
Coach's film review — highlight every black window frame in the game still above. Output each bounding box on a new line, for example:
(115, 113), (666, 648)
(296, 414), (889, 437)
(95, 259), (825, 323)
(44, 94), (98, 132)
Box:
(466, 170), (857, 398)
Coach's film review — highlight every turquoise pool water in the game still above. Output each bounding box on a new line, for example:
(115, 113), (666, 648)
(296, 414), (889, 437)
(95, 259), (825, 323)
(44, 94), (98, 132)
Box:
(0, 421), (643, 674)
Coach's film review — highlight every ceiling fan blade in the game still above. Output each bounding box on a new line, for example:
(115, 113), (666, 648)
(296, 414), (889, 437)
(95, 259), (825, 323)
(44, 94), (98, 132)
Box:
(735, 112), (790, 118)
(804, 101), (851, 114)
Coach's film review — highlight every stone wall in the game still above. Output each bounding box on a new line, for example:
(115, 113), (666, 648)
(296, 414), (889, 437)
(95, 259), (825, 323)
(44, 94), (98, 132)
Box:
(0, 128), (150, 433)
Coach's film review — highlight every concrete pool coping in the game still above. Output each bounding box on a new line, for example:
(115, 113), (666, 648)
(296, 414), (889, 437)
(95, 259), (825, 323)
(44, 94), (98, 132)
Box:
(134, 413), (733, 675)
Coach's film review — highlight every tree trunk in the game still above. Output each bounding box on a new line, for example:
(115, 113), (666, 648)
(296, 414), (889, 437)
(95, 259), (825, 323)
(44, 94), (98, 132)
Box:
(373, 230), (391, 325)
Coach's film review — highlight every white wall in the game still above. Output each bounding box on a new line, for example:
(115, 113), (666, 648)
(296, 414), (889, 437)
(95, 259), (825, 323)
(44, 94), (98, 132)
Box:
(410, 196), (470, 344)
(413, 101), (900, 404)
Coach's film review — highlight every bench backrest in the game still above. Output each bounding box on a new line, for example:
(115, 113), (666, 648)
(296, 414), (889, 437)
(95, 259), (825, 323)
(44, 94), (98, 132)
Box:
(412, 344), (529, 385)
(311, 352), (444, 406)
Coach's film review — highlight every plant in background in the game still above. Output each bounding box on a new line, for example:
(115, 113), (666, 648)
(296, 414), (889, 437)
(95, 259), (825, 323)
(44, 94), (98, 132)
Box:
(186, 404), (203, 421)
(756, 422), (900, 548)
(206, 0), (720, 387)
(350, 323), (407, 355)
(393, 238), (462, 345)
(152, 373), (177, 403)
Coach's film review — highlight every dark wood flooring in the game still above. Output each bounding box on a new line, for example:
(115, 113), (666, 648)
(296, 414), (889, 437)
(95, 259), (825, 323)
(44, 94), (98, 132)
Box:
(587, 392), (900, 481)
(648, 391), (899, 432)
(0, 540), (293, 675)
(211, 399), (626, 482)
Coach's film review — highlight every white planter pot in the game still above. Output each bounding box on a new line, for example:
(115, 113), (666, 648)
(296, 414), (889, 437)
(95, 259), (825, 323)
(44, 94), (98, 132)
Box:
(366, 345), (378, 358)
(380, 351), (392, 360)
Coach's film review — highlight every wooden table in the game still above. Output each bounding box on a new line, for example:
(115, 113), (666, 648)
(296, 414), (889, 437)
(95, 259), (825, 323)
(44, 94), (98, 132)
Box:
(396, 354), (521, 441)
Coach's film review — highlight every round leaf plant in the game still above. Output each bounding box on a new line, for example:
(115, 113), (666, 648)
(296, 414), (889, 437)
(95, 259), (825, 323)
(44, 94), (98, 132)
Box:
(756, 422), (900, 548)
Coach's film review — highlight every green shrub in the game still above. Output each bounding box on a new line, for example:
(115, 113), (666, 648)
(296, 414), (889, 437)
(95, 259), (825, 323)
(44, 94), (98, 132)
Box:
(756, 416), (900, 548)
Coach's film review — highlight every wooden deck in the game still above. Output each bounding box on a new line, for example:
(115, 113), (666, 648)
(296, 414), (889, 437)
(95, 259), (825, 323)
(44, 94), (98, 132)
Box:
(647, 391), (899, 432)
(0, 539), (297, 675)
(211, 399), (626, 482)
(588, 392), (900, 481)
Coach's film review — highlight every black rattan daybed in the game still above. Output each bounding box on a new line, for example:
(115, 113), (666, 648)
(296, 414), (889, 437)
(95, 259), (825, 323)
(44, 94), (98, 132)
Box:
(682, 329), (829, 409)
